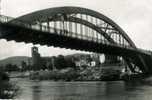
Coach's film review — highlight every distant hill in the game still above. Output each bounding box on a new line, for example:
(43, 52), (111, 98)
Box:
(0, 56), (31, 67)
(0, 53), (90, 67)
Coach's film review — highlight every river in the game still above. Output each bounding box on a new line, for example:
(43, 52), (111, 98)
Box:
(11, 78), (152, 100)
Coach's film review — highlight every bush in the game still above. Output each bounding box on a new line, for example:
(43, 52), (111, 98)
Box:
(0, 81), (19, 99)
(29, 68), (80, 81)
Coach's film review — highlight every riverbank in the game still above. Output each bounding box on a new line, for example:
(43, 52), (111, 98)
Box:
(29, 67), (122, 81)
(0, 72), (19, 99)
(29, 68), (79, 81)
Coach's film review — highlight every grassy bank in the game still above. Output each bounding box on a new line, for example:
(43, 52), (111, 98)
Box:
(29, 68), (80, 81)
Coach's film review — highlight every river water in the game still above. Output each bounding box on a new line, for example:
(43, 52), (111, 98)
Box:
(11, 78), (152, 100)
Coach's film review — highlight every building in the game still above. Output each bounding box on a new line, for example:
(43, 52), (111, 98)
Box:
(104, 54), (120, 64)
(31, 46), (42, 70)
(74, 54), (101, 70)
(31, 46), (57, 70)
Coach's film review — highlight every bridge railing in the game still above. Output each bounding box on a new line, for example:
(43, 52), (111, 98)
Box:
(0, 15), (134, 49)
(0, 15), (110, 44)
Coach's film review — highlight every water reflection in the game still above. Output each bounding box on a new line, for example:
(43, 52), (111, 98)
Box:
(12, 78), (152, 100)
(32, 84), (41, 100)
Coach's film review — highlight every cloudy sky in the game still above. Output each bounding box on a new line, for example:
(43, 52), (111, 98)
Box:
(0, 0), (152, 59)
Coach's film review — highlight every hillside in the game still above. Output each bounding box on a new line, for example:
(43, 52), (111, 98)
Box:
(0, 56), (31, 67)
(0, 53), (90, 67)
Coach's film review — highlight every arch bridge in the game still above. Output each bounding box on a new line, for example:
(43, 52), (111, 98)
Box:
(0, 6), (152, 76)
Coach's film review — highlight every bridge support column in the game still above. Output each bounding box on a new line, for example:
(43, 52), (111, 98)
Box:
(123, 58), (136, 73)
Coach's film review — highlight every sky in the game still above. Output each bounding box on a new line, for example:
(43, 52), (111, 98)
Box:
(0, 0), (152, 59)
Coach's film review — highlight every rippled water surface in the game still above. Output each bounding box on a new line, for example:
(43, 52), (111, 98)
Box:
(11, 78), (152, 100)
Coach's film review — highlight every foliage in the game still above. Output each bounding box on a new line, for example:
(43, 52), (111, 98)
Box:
(4, 64), (20, 72)
(29, 68), (80, 81)
(54, 55), (67, 69)
(0, 81), (19, 99)
(0, 71), (19, 99)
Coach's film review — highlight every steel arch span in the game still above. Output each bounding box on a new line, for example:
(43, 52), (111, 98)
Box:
(14, 6), (136, 48)
(0, 6), (152, 76)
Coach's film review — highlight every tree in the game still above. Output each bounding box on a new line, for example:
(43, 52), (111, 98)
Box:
(4, 64), (19, 72)
(54, 55), (67, 69)
(21, 61), (27, 71)
(65, 57), (76, 69)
